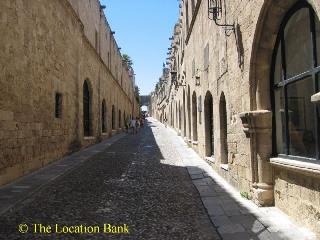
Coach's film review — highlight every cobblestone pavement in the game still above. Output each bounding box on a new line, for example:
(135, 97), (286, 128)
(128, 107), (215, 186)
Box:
(0, 119), (220, 240)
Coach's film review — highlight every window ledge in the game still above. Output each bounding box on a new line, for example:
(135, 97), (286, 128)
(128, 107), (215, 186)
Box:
(270, 157), (320, 177)
(220, 164), (229, 171)
(205, 156), (215, 163)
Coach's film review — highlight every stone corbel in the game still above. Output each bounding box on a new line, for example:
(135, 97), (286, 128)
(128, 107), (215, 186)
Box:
(239, 110), (272, 137)
(239, 110), (274, 206)
(311, 92), (320, 104)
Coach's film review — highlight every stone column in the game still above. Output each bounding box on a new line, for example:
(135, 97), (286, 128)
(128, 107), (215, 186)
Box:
(239, 110), (274, 206)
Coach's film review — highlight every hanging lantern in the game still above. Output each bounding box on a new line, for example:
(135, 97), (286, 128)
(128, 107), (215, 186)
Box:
(208, 0), (222, 21)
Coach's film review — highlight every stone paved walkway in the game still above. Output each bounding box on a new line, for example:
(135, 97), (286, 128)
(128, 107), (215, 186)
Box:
(0, 119), (219, 239)
(0, 118), (316, 240)
(161, 119), (316, 240)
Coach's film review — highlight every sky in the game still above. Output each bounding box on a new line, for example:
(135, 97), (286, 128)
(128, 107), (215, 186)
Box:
(101, 0), (180, 95)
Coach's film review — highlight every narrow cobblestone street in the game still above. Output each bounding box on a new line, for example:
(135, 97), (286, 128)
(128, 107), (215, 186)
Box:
(0, 119), (219, 240)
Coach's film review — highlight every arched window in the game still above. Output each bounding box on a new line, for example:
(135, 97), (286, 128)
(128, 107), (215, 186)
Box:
(112, 105), (115, 130)
(83, 80), (91, 136)
(102, 99), (107, 133)
(272, 2), (320, 160)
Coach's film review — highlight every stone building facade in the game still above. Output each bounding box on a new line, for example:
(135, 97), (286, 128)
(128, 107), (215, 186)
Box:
(0, 0), (139, 186)
(151, 0), (320, 236)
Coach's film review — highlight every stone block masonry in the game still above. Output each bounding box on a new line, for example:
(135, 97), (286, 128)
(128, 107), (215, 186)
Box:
(0, 0), (139, 186)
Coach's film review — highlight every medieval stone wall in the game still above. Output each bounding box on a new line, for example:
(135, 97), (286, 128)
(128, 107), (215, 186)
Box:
(151, 0), (320, 236)
(0, 0), (139, 186)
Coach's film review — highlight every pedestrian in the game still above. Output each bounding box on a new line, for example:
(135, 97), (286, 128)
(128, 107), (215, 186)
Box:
(135, 117), (140, 133)
(130, 117), (136, 135)
(125, 117), (130, 133)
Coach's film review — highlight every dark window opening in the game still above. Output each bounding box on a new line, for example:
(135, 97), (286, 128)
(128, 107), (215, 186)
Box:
(102, 100), (107, 133)
(55, 93), (62, 118)
(112, 105), (115, 130)
(83, 81), (91, 136)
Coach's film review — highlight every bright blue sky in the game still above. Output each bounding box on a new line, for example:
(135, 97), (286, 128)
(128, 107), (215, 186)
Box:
(101, 0), (179, 95)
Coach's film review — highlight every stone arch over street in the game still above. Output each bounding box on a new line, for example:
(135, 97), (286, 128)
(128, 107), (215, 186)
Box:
(204, 91), (214, 157)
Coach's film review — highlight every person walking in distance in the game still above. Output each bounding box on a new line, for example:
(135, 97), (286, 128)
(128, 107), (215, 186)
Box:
(130, 117), (136, 135)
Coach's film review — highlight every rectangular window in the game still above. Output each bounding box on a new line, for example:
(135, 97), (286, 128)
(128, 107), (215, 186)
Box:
(95, 30), (99, 52)
(186, 1), (189, 31)
(55, 93), (62, 118)
(107, 52), (110, 67)
(192, 59), (195, 77)
(204, 43), (209, 70)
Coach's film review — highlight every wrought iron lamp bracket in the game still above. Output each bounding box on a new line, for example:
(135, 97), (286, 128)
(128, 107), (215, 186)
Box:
(208, 0), (235, 36)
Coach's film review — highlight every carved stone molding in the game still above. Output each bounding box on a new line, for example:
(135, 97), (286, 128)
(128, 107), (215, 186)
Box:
(239, 110), (272, 137)
(311, 92), (320, 104)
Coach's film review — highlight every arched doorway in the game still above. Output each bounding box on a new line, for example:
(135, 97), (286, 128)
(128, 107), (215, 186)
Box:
(219, 92), (228, 164)
(204, 91), (214, 157)
(119, 110), (121, 128)
(192, 91), (198, 141)
(187, 86), (191, 140)
(83, 80), (91, 136)
(101, 99), (107, 133)
(112, 105), (115, 130)
(183, 89), (186, 137)
(176, 102), (178, 128)
(179, 101), (181, 131)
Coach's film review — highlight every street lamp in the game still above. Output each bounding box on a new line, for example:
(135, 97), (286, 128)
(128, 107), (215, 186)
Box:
(208, 0), (234, 35)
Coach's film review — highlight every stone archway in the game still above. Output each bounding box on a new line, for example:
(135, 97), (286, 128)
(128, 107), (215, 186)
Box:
(187, 86), (191, 140)
(178, 100), (181, 131)
(204, 91), (214, 157)
(183, 89), (186, 137)
(219, 92), (228, 164)
(101, 99), (107, 133)
(83, 80), (92, 136)
(192, 91), (198, 141)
